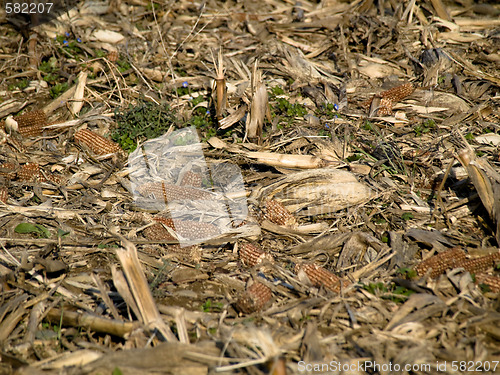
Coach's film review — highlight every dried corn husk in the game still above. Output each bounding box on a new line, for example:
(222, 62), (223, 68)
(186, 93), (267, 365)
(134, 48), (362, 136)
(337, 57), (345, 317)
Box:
(246, 61), (269, 144)
(251, 168), (373, 216)
(208, 137), (335, 169)
(212, 48), (227, 122)
(113, 236), (177, 342)
(456, 137), (500, 243)
(245, 151), (326, 169)
(92, 29), (125, 44)
(71, 71), (88, 116)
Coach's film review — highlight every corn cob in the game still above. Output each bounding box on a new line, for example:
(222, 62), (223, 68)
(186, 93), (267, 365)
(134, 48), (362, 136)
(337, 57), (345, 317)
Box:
(137, 182), (213, 202)
(372, 98), (394, 116)
(74, 129), (124, 156)
(168, 244), (202, 263)
(46, 174), (67, 185)
(239, 242), (273, 267)
(362, 82), (415, 116)
(0, 162), (17, 180)
(143, 222), (203, 262)
(236, 282), (272, 313)
(379, 83), (415, 103)
(263, 199), (297, 227)
(458, 253), (500, 275)
(17, 162), (46, 183)
(144, 221), (177, 241)
(145, 216), (220, 241)
(295, 263), (348, 293)
(180, 171), (202, 187)
(475, 274), (500, 293)
(11, 110), (47, 137)
(171, 220), (220, 240)
(414, 248), (467, 278)
(107, 50), (119, 62)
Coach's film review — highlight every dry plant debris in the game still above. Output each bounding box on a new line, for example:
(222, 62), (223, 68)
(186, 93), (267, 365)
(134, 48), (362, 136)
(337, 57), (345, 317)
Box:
(1, 0), (500, 374)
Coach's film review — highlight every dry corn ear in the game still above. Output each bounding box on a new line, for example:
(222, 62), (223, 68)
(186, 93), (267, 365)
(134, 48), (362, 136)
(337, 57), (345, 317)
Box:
(107, 50), (119, 62)
(263, 199), (297, 227)
(168, 244), (202, 263)
(369, 97), (394, 116)
(74, 129), (124, 156)
(380, 82), (415, 103)
(146, 216), (220, 241)
(236, 282), (272, 313)
(414, 248), (467, 278)
(17, 162), (46, 183)
(180, 171), (202, 187)
(295, 263), (348, 293)
(475, 274), (500, 293)
(362, 82), (414, 116)
(46, 174), (67, 185)
(144, 221), (177, 241)
(0, 162), (17, 180)
(137, 182), (213, 201)
(172, 220), (220, 240)
(0, 186), (7, 203)
(239, 242), (273, 267)
(458, 252), (500, 275)
(6, 110), (47, 137)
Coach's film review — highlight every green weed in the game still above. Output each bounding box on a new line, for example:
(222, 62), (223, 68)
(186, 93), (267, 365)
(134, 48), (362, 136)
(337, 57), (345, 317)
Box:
(397, 267), (417, 279)
(401, 212), (414, 221)
(364, 121), (374, 131)
(116, 58), (131, 73)
(201, 299), (223, 313)
(50, 83), (68, 98)
(414, 119), (436, 136)
(362, 282), (415, 303)
(15, 223), (51, 238)
(465, 132), (474, 141)
(113, 100), (178, 152)
(8, 79), (29, 91)
(275, 97), (307, 117)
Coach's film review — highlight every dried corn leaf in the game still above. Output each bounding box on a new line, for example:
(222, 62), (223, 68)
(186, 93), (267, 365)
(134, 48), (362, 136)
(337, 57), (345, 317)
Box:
(456, 143), (500, 243)
(385, 294), (447, 331)
(114, 237), (177, 342)
(71, 71), (88, 116)
(252, 168), (373, 216)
